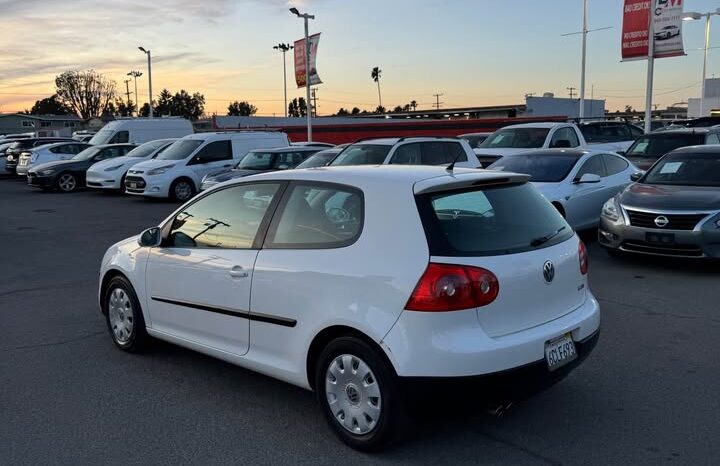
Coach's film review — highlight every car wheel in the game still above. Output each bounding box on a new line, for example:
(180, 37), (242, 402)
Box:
(315, 336), (407, 451)
(56, 172), (77, 192)
(170, 178), (195, 202)
(120, 173), (128, 193)
(104, 275), (149, 352)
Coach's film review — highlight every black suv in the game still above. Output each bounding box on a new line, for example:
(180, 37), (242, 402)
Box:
(4, 137), (75, 173)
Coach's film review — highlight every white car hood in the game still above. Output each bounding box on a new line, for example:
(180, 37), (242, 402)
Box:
(129, 159), (179, 172)
(90, 155), (146, 171)
(473, 148), (539, 157)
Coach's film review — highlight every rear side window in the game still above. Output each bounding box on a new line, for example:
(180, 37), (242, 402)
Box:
(416, 183), (572, 256)
(266, 183), (363, 248)
(576, 155), (607, 178)
(602, 154), (629, 175)
(391, 142), (467, 165)
(706, 133), (720, 144)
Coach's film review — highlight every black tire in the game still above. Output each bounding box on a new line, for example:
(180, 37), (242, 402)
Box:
(103, 275), (149, 352)
(56, 172), (78, 193)
(315, 336), (407, 451)
(119, 173), (128, 194)
(169, 178), (196, 202)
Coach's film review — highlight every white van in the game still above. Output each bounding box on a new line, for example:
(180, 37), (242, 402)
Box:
(124, 131), (289, 201)
(89, 118), (193, 145)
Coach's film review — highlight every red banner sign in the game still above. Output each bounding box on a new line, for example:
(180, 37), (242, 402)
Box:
(622, 0), (685, 61)
(294, 33), (322, 88)
(621, 0), (651, 60)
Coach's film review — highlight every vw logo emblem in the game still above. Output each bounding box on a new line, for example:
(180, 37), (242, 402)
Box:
(654, 215), (669, 228)
(543, 261), (555, 283)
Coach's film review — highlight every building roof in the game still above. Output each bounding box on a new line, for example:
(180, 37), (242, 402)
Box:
(0, 113), (83, 122)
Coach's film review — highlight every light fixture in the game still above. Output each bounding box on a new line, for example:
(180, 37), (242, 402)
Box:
(289, 7), (299, 16)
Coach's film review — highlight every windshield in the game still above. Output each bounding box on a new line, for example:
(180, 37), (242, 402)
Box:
(236, 152), (284, 170)
(625, 134), (705, 158)
(643, 152), (720, 187)
(156, 139), (204, 161)
(330, 144), (391, 166)
(88, 129), (113, 145)
(478, 128), (550, 149)
(417, 183), (572, 256)
(489, 153), (580, 182)
(127, 140), (170, 158)
(295, 150), (338, 169)
(72, 147), (102, 161)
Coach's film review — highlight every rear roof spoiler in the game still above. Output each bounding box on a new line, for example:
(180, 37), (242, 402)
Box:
(413, 172), (530, 195)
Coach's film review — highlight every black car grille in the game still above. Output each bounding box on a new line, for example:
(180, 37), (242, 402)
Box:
(625, 209), (707, 231)
(621, 241), (704, 257)
(125, 176), (146, 189)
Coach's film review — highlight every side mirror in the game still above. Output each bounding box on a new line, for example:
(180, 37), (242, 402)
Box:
(138, 227), (162, 247)
(630, 171), (643, 182)
(575, 173), (601, 184)
(551, 139), (572, 148)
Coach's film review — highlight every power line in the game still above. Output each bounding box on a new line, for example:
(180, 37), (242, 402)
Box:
(432, 93), (444, 110)
(567, 87), (577, 99)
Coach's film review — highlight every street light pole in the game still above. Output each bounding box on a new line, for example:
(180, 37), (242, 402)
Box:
(290, 7), (315, 142)
(273, 43), (293, 118)
(579, 0), (588, 120)
(127, 70), (143, 117)
(683, 9), (719, 117)
(138, 47), (153, 118)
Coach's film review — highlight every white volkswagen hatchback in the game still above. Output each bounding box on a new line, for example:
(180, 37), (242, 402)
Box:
(99, 165), (600, 450)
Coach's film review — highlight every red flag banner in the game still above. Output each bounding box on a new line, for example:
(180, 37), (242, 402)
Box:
(622, 0), (685, 61)
(294, 33), (323, 88)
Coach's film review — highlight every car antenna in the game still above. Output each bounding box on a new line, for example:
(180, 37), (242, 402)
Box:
(446, 149), (463, 172)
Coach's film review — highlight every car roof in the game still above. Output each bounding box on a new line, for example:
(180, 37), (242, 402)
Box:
(646, 128), (711, 135)
(500, 122), (564, 129)
(248, 145), (320, 153)
(353, 136), (460, 145)
(182, 131), (285, 141)
(458, 132), (492, 137)
(669, 144), (720, 155)
(502, 148), (591, 158)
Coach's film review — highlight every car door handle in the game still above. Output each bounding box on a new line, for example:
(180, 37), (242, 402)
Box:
(229, 265), (248, 278)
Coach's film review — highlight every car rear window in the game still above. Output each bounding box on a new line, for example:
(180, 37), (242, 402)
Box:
(416, 183), (572, 256)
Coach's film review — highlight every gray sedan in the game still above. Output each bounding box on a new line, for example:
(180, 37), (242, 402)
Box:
(599, 145), (720, 258)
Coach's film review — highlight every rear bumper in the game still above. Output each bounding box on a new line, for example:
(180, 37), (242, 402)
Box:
(399, 330), (599, 403)
(599, 215), (720, 259)
(381, 293), (600, 378)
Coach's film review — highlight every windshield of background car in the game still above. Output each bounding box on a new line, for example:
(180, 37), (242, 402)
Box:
(643, 152), (720, 187)
(489, 153), (580, 182)
(155, 139), (204, 161)
(88, 129), (113, 145)
(416, 183), (572, 256)
(236, 152), (282, 170)
(295, 150), (338, 169)
(625, 134), (704, 158)
(128, 140), (170, 158)
(478, 128), (550, 149)
(330, 144), (391, 166)
(72, 147), (102, 161)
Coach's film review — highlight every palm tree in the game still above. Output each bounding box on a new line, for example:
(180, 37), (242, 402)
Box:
(410, 100), (418, 111)
(371, 67), (382, 109)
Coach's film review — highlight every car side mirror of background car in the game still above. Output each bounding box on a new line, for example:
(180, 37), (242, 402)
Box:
(630, 172), (643, 182)
(138, 227), (162, 247)
(575, 173), (601, 184)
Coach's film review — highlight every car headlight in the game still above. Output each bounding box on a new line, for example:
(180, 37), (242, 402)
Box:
(103, 164), (124, 172)
(147, 164), (175, 175)
(39, 169), (55, 176)
(7, 155), (15, 161)
(601, 197), (620, 222)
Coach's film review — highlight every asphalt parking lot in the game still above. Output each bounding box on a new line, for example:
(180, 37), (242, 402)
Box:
(1, 177), (719, 466)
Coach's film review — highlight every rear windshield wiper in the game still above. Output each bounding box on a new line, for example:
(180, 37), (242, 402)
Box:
(530, 226), (567, 247)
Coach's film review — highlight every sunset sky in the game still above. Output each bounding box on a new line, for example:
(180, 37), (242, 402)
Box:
(0, 0), (718, 117)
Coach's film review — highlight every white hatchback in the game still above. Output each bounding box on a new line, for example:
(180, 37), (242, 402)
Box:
(99, 165), (600, 450)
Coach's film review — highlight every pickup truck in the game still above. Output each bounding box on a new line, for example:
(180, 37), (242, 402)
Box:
(473, 121), (643, 167)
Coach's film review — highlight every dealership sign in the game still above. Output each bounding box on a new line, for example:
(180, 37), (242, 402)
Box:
(621, 0), (685, 60)
(294, 33), (323, 88)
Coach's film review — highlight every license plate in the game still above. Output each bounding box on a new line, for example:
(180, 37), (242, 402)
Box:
(19, 159), (27, 166)
(545, 333), (577, 371)
(646, 232), (675, 244)
(129, 182), (137, 188)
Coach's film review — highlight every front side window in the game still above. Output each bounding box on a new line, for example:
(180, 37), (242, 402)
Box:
(267, 183), (363, 248)
(167, 183), (282, 249)
(191, 140), (232, 164)
(330, 144), (391, 166)
(576, 155), (607, 178)
(479, 128), (550, 149)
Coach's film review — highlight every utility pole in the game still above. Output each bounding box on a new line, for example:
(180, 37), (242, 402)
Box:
(124, 79), (131, 107)
(273, 43), (293, 117)
(311, 87), (319, 117)
(567, 87), (577, 99)
(432, 93), (444, 110)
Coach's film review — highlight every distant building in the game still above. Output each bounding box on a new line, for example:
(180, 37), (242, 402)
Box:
(525, 93), (605, 119)
(0, 113), (85, 137)
(687, 78), (720, 118)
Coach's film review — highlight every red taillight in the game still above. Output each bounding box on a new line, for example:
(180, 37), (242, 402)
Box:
(579, 240), (589, 275)
(406, 263), (499, 312)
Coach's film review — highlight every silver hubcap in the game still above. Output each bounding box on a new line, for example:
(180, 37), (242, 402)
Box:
(174, 182), (192, 200)
(58, 174), (76, 191)
(325, 354), (382, 435)
(108, 288), (134, 344)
